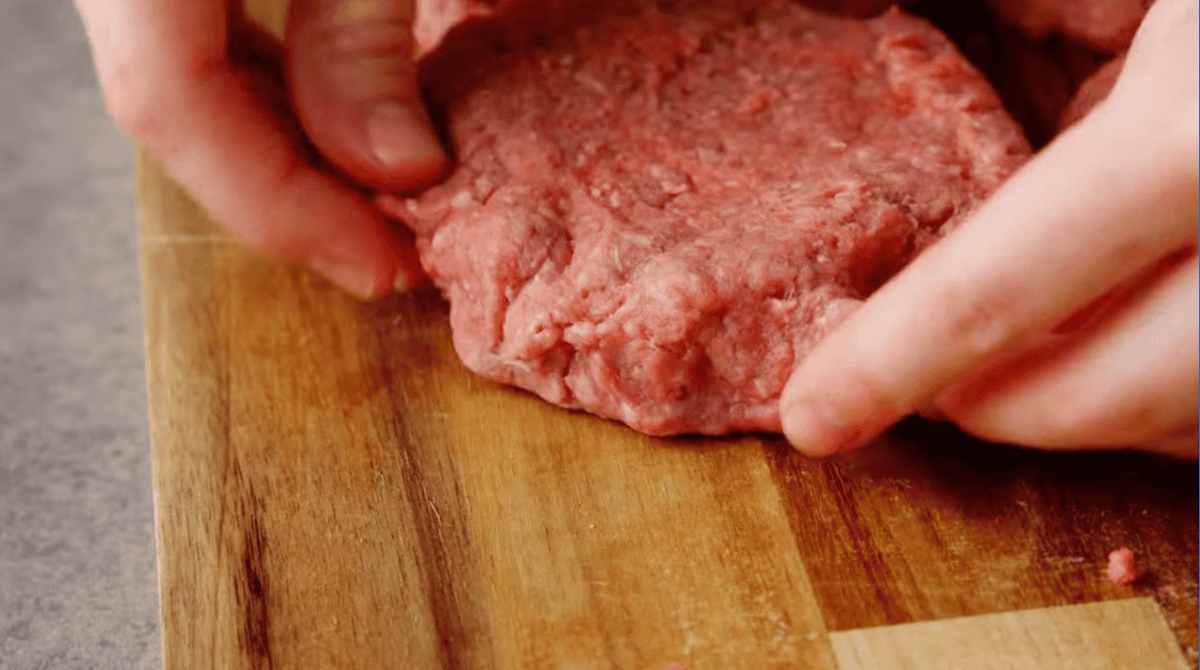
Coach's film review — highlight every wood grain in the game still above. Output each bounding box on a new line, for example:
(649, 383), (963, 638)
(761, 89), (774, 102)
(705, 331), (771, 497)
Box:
(139, 156), (843, 669)
(139, 1), (1198, 666)
(139, 150), (1199, 670)
(766, 424), (1200, 638)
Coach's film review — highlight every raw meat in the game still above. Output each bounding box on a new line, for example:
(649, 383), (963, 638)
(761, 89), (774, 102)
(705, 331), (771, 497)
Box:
(413, 0), (908, 51)
(1059, 54), (1125, 131)
(383, 0), (1030, 435)
(1106, 546), (1139, 586)
(411, 0), (905, 56)
(982, 0), (1150, 52)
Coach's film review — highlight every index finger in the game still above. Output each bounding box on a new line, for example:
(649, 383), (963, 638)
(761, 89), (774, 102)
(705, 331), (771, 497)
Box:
(779, 85), (1199, 456)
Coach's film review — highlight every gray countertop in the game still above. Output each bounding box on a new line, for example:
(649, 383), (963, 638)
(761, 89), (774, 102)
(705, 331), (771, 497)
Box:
(1, 0), (161, 667)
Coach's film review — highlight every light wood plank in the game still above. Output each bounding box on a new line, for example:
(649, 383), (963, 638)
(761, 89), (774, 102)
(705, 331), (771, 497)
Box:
(829, 598), (1189, 670)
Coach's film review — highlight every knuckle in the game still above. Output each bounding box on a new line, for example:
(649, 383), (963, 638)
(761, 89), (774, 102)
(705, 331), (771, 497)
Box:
(99, 49), (227, 146)
(940, 283), (1022, 360)
(99, 60), (161, 141)
(305, 0), (415, 56)
(323, 15), (414, 58)
(324, 50), (416, 98)
(297, 1), (417, 96)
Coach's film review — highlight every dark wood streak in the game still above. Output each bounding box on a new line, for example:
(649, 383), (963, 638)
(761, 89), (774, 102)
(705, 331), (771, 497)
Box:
(365, 292), (499, 670)
(821, 460), (913, 625)
(233, 467), (274, 670)
(765, 434), (914, 629)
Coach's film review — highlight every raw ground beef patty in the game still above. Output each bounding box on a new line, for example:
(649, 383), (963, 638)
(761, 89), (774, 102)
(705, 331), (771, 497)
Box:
(382, 0), (1031, 435)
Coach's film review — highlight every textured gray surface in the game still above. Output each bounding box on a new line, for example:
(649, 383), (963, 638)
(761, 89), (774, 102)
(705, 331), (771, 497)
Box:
(0, 0), (161, 668)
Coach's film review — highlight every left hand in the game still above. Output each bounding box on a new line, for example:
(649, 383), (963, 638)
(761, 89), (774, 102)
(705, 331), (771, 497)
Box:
(77, 0), (446, 299)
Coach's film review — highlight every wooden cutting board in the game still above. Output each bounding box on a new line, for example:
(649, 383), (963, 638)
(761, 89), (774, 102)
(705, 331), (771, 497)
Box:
(138, 4), (1197, 666)
(139, 154), (1199, 670)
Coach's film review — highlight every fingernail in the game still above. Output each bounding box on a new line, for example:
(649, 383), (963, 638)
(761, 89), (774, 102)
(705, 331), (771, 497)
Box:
(393, 269), (410, 294)
(394, 265), (433, 294)
(367, 103), (446, 167)
(309, 254), (379, 300)
(391, 236), (428, 295)
(782, 401), (864, 457)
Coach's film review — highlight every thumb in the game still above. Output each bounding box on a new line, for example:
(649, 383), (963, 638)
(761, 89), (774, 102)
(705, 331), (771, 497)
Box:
(285, 0), (447, 192)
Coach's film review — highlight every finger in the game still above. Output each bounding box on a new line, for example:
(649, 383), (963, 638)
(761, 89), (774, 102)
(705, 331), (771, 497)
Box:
(285, 0), (447, 193)
(780, 83), (1199, 457)
(1154, 427), (1199, 458)
(936, 251), (1198, 458)
(77, 0), (424, 297)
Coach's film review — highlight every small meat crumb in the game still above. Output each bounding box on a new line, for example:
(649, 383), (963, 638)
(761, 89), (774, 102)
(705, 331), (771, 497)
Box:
(1106, 546), (1138, 586)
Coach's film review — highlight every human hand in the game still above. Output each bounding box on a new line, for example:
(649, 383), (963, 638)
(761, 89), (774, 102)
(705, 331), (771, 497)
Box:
(76, 0), (447, 299)
(780, 0), (1199, 458)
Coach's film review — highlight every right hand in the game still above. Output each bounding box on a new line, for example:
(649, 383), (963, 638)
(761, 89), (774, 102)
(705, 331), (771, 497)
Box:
(780, 0), (1199, 458)
(76, 0), (448, 299)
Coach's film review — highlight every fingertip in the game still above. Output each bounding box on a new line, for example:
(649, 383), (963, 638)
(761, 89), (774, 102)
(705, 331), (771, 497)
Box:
(285, 0), (450, 193)
(391, 238), (430, 295)
(374, 192), (411, 219)
(310, 253), (425, 300)
(314, 100), (451, 194)
(367, 103), (447, 176)
(781, 399), (867, 457)
(289, 95), (449, 193)
(308, 253), (382, 300)
(305, 210), (428, 300)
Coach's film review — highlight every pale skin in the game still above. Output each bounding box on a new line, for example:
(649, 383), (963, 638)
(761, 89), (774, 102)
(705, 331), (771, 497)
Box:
(780, 0), (1199, 459)
(76, 0), (1199, 458)
(75, 0), (446, 299)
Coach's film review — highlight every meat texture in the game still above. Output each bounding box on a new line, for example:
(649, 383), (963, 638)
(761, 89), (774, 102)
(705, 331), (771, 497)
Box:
(796, 0), (903, 18)
(1106, 546), (1139, 586)
(982, 0), (1151, 52)
(384, 0), (1030, 435)
(413, 0), (908, 53)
